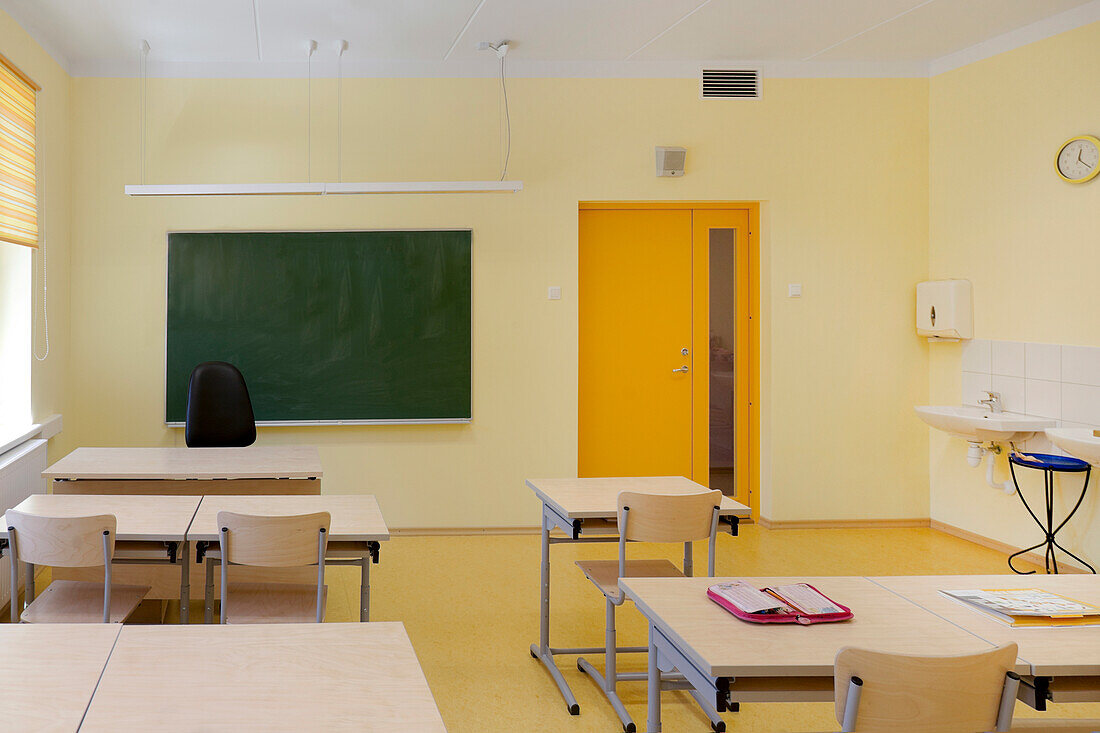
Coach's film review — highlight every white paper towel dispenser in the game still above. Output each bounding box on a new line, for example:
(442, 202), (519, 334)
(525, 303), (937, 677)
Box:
(916, 279), (972, 340)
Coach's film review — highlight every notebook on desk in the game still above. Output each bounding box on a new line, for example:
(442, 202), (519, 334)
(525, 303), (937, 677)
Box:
(707, 580), (854, 626)
(941, 588), (1100, 628)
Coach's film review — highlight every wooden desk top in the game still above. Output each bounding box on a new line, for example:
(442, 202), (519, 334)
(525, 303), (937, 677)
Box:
(620, 576), (1013, 678)
(0, 624), (121, 733)
(871, 575), (1100, 677)
(526, 476), (751, 520)
(188, 494), (390, 542)
(43, 446), (323, 480)
(79, 622), (446, 732)
(1, 494), (201, 541)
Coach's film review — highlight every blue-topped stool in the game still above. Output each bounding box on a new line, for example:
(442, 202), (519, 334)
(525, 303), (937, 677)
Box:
(1007, 452), (1094, 575)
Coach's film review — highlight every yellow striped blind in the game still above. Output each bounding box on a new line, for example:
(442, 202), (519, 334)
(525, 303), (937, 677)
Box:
(0, 53), (38, 248)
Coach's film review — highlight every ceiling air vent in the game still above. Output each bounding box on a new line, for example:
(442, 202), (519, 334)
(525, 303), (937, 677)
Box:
(700, 68), (761, 99)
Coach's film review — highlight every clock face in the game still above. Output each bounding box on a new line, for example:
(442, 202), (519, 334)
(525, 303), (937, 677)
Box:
(1057, 137), (1100, 182)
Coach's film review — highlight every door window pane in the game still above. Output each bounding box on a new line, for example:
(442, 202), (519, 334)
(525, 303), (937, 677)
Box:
(709, 228), (736, 495)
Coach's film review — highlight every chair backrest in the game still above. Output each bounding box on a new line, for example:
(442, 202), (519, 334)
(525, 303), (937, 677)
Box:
(834, 643), (1020, 733)
(617, 490), (722, 543)
(217, 511), (330, 567)
(5, 510), (116, 567)
(185, 361), (257, 448)
(217, 511), (329, 624)
(615, 490), (723, 590)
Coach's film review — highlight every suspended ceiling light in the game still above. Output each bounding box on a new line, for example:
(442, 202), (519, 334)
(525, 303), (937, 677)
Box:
(125, 181), (522, 196)
(124, 40), (522, 196)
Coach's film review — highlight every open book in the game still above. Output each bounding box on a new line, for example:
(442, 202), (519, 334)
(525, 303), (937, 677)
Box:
(707, 580), (853, 625)
(941, 588), (1100, 627)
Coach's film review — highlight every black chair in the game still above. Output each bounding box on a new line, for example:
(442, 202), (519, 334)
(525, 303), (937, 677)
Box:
(185, 362), (257, 448)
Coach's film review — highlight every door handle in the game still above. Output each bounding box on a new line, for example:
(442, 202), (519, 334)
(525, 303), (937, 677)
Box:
(672, 365), (689, 373)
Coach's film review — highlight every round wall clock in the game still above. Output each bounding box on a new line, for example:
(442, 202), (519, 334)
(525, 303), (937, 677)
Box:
(1056, 135), (1100, 183)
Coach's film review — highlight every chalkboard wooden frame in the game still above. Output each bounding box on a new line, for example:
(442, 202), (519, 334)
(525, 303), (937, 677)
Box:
(164, 229), (473, 426)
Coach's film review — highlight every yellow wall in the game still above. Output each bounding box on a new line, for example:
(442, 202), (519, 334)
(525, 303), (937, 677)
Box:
(929, 21), (1100, 565)
(0, 11), (72, 460)
(66, 74), (930, 527)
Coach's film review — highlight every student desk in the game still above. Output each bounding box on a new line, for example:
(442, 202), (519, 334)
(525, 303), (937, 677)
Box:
(525, 476), (752, 713)
(43, 447), (321, 602)
(78, 622), (446, 732)
(189, 494), (390, 622)
(624, 575), (1100, 733)
(621, 575), (1028, 733)
(0, 494), (200, 623)
(0, 624), (121, 733)
(872, 575), (1100, 709)
(43, 446), (322, 495)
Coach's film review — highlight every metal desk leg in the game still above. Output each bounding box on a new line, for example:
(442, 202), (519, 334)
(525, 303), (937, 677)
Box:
(683, 541), (693, 577)
(204, 557), (215, 624)
(179, 540), (190, 624)
(529, 513), (580, 715)
(647, 624), (661, 733)
(360, 556), (370, 622)
(24, 561), (34, 611)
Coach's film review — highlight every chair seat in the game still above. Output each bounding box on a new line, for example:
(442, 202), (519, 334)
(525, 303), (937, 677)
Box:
(223, 582), (328, 624)
(575, 559), (683, 599)
(21, 580), (150, 623)
(1009, 721), (1100, 732)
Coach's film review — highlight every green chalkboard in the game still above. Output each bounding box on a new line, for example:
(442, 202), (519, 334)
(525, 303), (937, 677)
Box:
(166, 230), (471, 424)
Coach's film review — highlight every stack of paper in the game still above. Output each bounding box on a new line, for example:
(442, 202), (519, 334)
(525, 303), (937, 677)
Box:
(941, 588), (1100, 627)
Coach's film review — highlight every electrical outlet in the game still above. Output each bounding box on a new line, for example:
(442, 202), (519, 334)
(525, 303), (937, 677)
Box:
(548, 286), (562, 300)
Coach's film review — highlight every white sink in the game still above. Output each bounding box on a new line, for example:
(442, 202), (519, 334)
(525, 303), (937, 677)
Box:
(1045, 428), (1100, 465)
(914, 405), (1056, 443)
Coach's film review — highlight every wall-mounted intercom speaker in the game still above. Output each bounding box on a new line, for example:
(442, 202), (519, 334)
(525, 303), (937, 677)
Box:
(655, 146), (686, 177)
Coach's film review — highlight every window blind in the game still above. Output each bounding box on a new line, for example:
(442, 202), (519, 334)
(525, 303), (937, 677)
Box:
(0, 53), (38, 248)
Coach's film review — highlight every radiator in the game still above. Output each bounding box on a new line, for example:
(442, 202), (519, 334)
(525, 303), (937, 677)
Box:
(0, 438), (47, 609)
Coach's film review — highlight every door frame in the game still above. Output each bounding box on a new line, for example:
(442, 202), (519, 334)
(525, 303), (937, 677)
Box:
(578, 201), (761, 519)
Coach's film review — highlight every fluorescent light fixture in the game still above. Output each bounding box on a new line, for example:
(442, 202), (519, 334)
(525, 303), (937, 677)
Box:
(124, 180), (523, 196)
(324, 180), (522, 194)
(125, 183), (325, 196)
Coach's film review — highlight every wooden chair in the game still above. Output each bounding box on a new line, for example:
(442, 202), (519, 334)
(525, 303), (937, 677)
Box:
(834, 644), (1021, 732)
(205, 511), (330, 624)
(575, 490), (724, 733)
(5, 510), (150, 623)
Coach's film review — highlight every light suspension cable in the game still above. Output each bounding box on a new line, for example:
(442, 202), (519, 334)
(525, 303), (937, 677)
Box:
(139, 40), (149, 184)
(306, 40), (316, 182)
(498, 49), (510, 181)
(336, 41), (347, 182)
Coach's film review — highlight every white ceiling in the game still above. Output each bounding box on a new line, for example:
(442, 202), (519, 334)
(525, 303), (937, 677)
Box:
(3, 0), (1099, 78)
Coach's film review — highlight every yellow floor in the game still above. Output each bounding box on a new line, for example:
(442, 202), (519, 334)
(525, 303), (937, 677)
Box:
(12, 525), (1100, 731)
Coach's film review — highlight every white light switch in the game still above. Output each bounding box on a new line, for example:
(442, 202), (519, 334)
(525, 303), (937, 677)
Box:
(548, 286), (562, 300)
(788, 283), (802, 298)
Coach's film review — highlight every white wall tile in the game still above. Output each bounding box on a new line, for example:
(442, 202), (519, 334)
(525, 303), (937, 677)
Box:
(991, 375), (1025, 413)
(1025, 379), (1061, 419)
(1025, 342), (1060, 381)
(1061, 383), (1100, 426)
(1062, 345), (1100, 386)
(961, 371), (992, 406)
(961, 338), (991, 374)
(991, 341), (1025, 377)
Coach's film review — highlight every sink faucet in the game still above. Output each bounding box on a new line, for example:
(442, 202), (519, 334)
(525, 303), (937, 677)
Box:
(978, 391), (1002, 414)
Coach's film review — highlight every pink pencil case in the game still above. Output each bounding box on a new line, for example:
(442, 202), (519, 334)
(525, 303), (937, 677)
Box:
(707, 583), (854, 626)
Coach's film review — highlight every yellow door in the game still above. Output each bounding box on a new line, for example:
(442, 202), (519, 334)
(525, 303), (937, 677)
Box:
(578, 209), (694, 478)
(579, 205), (754, 510)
